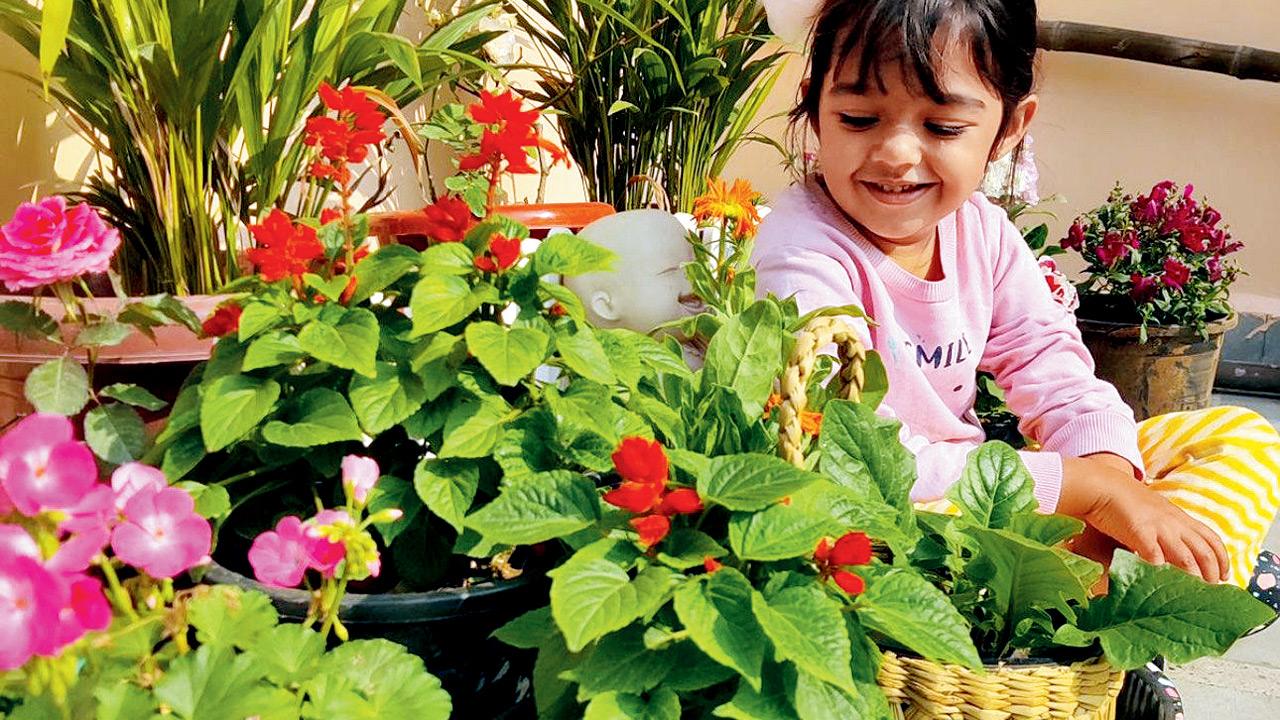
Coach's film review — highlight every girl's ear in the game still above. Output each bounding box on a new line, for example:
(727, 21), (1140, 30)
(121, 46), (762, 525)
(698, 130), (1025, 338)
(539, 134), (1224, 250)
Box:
(992, 94), (1039, 161)
(800, 78), (820, 138)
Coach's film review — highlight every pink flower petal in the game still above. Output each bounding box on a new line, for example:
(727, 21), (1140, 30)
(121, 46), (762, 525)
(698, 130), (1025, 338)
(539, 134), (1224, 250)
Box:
(0, 555), (66, 669)
(342, 455), (380, 505)
(110, 463), (167, 511)
(0, 524), (39, 560)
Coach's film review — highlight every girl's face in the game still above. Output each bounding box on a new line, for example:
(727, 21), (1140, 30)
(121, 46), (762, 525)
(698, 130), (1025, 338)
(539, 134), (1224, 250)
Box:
(814, 38), (1036, 251)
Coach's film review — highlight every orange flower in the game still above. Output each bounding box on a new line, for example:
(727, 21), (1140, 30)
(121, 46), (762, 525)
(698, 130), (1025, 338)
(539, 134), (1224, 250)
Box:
(703, 557), (723, 573)
(692, 177), (762, 238)
(763, 393), (783, 419)
(800, 411), (823, 436)
(630, 515), (671, 548)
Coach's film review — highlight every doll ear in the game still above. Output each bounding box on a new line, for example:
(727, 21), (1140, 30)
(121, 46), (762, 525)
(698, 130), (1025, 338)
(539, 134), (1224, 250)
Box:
(590, 290), (619, 322)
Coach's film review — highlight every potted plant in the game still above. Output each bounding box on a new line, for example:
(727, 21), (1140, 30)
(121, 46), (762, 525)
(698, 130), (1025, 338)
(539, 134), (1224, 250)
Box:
(1061, 181), (1243, 420)
(152, 84), (688, 718)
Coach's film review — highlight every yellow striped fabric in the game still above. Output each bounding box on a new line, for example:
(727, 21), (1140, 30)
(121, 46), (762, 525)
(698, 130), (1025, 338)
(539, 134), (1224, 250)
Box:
(1138, 406), (1280, 587)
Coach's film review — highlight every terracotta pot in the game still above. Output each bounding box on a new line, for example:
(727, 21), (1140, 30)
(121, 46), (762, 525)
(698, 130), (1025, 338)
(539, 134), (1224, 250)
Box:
(369, 201), (616, 249)
(0, 295), (222, 423)
(1077, 297), (1238, 421)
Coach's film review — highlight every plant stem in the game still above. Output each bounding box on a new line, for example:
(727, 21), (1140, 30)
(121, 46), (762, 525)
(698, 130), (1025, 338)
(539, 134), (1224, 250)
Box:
(98, 559), (139, 622)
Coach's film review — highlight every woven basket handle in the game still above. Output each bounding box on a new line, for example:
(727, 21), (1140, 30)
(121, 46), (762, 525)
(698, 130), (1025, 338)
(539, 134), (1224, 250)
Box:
(777, 316), (868, 468)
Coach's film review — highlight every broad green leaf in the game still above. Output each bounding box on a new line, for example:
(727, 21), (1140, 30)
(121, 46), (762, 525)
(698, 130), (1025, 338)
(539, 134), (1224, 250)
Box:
(162, 430), (207, 482)
(656, 529), (728, 570)
(493, 606), (559, 650)
(75, 320), (133, 348)
(439, 396), (511, 458)
(532, 233), (616, 276)
(673, 568), (766, 690)
(187, 586), (279, 650)
(659, 641), (738, 691)
(349, 362), (427, 434)
(24, 356), (89, 415)
(786, 482), (914, 558)
(1053, 551), (1277, 670)
(243, 331), (306, 371)
(94, 683), (156, 720)
(237, 300), (283, 341)
(465, 321), (548, 386)
(752, 586), (855, 694)
(39, 0), (73, 78)
(409, 275), (485, 336)
(728, 505), (835, 561)
(200, 375), (281, 452)
(712, 668), (799, 720)
(792, 671), (864, 720)
(298, 307), (379, 378)
(350, 244), (421, 304)
(549, 541), (668, 652)
(818, 400), (915, 514)
(368, 475), (422, 545)
(699, 454), (821, 511)
(176, 482), (232, 520)
(99, 383), (167, 410)
(556, 325), (617, 385)
(414, 458), (480, 532)
(701, 300), (783, 416)
(418, 242), (475, 276)
(492, 408), (561, 483)
(248, 624), (326, 687)
(312, 639), (451, 719)
(0, 300), (57, 339)
(855, 567), (982, 669)
(153, 644), (297, 720)
(261, 388), (362, 447)
(570, 625), (672, 700)
(463, 471), (600, 545)
(947, 442), (1036, 530)
(1009, 514), (1084, 546)
(584, 690), (680, 720)
(85, 403), (147, 464)
(860, 350), (889, 411)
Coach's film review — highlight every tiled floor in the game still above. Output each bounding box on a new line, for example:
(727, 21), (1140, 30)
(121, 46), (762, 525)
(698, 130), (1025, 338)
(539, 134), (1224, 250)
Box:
(1164, 392), (1280, 719)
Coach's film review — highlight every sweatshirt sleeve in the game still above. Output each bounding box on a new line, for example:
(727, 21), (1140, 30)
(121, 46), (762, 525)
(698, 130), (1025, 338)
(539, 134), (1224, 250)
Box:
(978, 204), (1146, 504)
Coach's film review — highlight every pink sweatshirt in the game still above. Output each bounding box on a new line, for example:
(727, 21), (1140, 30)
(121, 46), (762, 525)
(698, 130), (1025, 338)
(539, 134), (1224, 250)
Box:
(753, 178), (1144, 512)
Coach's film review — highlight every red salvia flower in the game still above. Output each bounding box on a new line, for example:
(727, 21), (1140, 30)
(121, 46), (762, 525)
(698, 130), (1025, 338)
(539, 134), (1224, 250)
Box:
(246, 209), (326, 282)
(305, 82), (387, 165)
(657, 488), (704, 516)
(833, 571), (865, 595)
(458, 89), (546, 175)
(603, 481), (664, 514)
(611, 437), (669, 485)
(468, 88), (540, 130)
(630, 515), (671, 548)
(814, 531), (872, 595)
(201, 303), (242, 338)
(421, 196), (478, 243)
(605, 437), (703, 549)
(474, 234), (521, 273)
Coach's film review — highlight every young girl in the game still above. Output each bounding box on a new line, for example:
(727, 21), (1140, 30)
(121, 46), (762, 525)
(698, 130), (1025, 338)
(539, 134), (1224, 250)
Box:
(754, 0), (1280, 590)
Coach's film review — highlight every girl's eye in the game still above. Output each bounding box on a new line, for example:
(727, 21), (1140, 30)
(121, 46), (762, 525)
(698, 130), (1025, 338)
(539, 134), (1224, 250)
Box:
(926, 122), (967, 137)
(838, 114), (877, 129)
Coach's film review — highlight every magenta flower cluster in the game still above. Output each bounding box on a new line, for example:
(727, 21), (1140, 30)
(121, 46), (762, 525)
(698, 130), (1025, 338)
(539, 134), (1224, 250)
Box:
(0, 414), (211, 671)
(0, 196), (121, 292)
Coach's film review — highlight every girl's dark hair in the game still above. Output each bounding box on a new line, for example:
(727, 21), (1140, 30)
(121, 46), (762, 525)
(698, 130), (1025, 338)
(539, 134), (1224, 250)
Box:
(793, 0), (1038, 144)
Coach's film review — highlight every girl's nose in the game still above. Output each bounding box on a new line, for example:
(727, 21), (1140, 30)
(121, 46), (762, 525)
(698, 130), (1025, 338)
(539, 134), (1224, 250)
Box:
(868, 128), (923, 173)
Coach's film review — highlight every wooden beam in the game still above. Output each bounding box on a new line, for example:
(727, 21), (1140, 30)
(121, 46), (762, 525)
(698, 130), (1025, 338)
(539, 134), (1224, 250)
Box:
(1037, 20), (1280, 83)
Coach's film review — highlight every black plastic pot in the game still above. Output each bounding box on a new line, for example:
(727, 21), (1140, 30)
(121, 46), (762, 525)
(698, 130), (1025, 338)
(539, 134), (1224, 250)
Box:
(204, 562), (544, 719)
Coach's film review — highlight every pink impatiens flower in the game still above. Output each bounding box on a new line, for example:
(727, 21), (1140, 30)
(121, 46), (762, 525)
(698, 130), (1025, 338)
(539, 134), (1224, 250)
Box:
(0, 554), (67, 670)
(342, 455), (380, 506)
(110, 462), (167, 511)
(248, 516), (316, 588)
(0, 196), (121, 291)
(110, 486), (211, 579)
(51, 575), (111, 652)
(0, 414), (98, 516)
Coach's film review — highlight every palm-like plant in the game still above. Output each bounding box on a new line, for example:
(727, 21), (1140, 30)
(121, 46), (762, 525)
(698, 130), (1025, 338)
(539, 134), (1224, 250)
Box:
(511, 0), (786, 211)
(0, 0), (498, 295)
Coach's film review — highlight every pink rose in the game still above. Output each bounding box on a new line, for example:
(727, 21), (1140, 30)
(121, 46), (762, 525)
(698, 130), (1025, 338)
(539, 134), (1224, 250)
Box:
(342, 455), (380, 506)
(0, 197), (120, 291)
(0, 554), (67, 670)
(0, 414), (98, 517)
(110, 486), (211, 579)
(1162, 258), (1191, 291)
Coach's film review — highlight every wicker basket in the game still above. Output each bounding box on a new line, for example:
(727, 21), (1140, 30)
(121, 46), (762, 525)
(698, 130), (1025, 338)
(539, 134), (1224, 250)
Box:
(780, 318), (1127, 720)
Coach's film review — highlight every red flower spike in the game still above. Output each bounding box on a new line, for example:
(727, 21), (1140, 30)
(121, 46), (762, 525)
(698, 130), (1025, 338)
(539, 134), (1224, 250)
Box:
(421, 196), (477, 243)
(814, 537), (832, 563)
(830, 532), (872, 567)
(703, 557), (723, 573)
(246, 209), (326, 282)
(468, 89), (540, 131)
(833, 570), (866, 595)
(603, 481), (664, 514)
(631, 515), (671, 548)
(201, 304), (242, 338)
(611, 437), (669, 485)
(658, 488), (704, 516)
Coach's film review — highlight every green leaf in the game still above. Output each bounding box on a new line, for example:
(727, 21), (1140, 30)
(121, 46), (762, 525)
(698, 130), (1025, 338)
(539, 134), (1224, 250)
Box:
(786, 482), (914, 558)
(199, 375), (281, 451)
(752, 585), (855, 694)
(728, 504), (835, 561)
(947, 442), (1036, 530)
(413, 458), (479, 533)
(374, 31), (422, 86)
(99, 383), (167, 410)
(584, 690), (680, 720)
(75, 320), (133, 348)
(409, 275), (485, 336)
(419, 242), (475, 276)
(261, 388), (362, 447)
(162, 430), (207, 482)
(656, 529), (728, 570)
(1053, 551), (1277, 670)
(439, 396), (511, 458)
(556, 325), (617, 385)
(153, 644), (297, 720)
(24, 356), (89, 415)
(701, 300), (784, 416)
(84, 403), (147, 464)
(493, 606), (558, 650)
(532, 233), (616, 276)
(712, 668), (800, 720)
(860, 351), (889, 411)
(699, 454), (821, 511)
(792, 671), (864, 720)
(0, 300), (57, 339)
(368, 475), (422, 545)
(39, 0), (73, 77)
(856, 567), (982, 669)
(176, 482), (232, 520)
(187, 586), (279, 650)
(660, 641), (738, 691)
(298, 307), (379, 378)
(465, 321), (549, 386)
(311, 639), (451, 719)
(673, 568), (767, 690)
(549, 541), (669, 652)
(248, 624), (326, 687)
(243, 331), (306, 371)
(94, 683), (157, 720)
(351, 244), (421, 304)
(237, 300), (283, 342)
(349, 362), (427, 434)
(463, 471), (600, 545)
(571, 625), (672, 700)
(1009, 514), (1084, 546)
(607, 100), (639, 115)
(818, 400), (915, 514)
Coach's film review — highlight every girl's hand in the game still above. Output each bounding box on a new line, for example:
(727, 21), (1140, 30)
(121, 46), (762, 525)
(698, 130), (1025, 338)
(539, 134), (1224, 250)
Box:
(1058, 454), (1230, 583)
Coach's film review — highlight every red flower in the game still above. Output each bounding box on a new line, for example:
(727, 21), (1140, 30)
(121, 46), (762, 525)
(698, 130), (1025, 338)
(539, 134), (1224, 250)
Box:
(474, 234), (521, 273)
(458, 89), (543, 175)
(830, 531), (872, 566)
(1062, 220), (1086, 251)
(630, 515), (671, 548)
(603, 481), (664, 514)
(309, 160), (351, 185)
(246, 209), (326, 282)
(1130, 273), (1161, 304)
(612, 437), (669, 485)
(703, 557), (723, 573)
(833, 570), (865, 595)
(548, 303), (568, 318)
(1162, 257), (1191, 291)
(201, 303), (242, 338)
(321, 208), (343, 225)
(1207, 255), (1224, 282)
(814, 531), (872, 595)
(1095, 231), (1131, 267)
(421, 196), (478, 243)
(658, 488), (704, 515)
(305, 82), (387, 166)
(468, 88), (540, 131)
